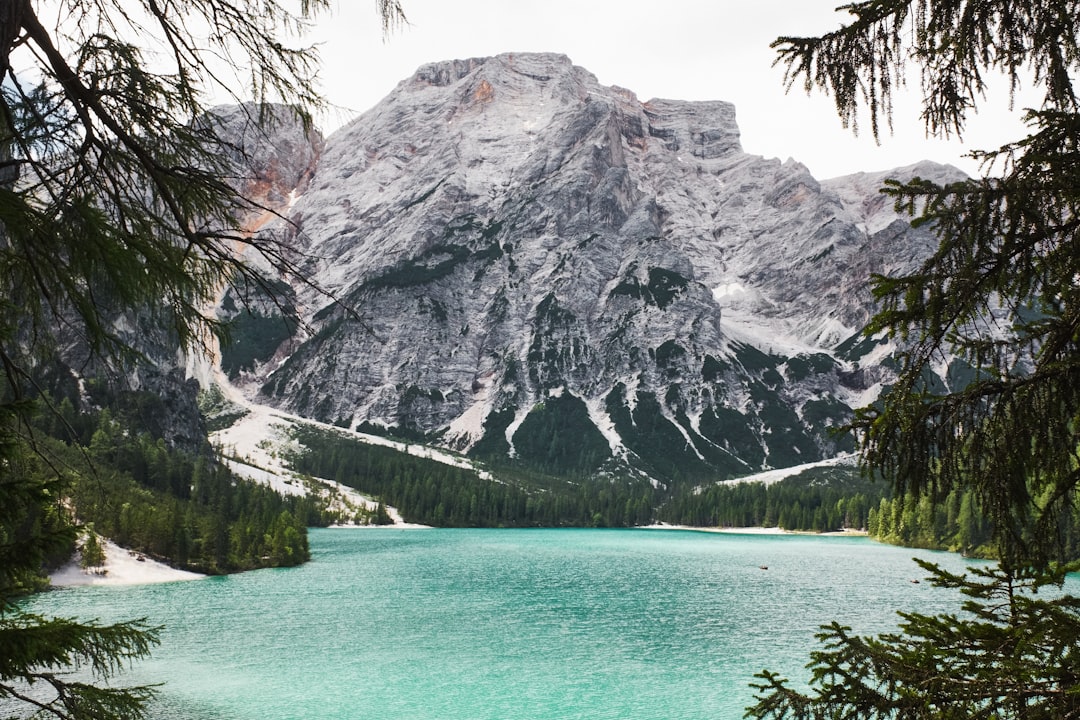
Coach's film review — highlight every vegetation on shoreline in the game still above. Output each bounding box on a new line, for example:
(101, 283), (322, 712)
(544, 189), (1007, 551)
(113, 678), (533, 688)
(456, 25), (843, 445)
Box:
(659, 465), (884, 533)
(287, 425), (657, 528)
(290, 424), (895, 535)
(31, 388), (316, 575)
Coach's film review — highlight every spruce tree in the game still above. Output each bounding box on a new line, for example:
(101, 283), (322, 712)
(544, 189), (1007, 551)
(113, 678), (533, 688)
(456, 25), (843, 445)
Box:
(748, 561), (1080, 719)
(771, 0), (1080, 567)
(1, 2), (405, 718)
(748, 1), (1080, 716)
(79, 531), (106, 571)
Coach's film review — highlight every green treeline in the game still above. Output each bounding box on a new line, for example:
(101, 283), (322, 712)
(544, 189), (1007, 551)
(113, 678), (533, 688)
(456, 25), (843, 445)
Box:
(659, 467), (886, 532)
(866, 487), (1080, 561)
(36, 392), (315, 574)
(289, 426), (656, 527)
(867, 490), (993, 555)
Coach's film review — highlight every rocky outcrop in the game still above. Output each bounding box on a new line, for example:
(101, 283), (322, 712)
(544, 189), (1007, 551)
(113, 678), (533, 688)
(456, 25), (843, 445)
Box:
(224, 53), (964, 485)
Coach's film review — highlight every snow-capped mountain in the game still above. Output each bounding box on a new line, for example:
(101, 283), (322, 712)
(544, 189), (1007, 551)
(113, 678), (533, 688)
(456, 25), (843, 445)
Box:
(219, 53), (964, 485)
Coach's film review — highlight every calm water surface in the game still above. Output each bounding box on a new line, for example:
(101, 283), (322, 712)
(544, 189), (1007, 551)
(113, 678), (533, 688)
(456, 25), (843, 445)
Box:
(26, 529), (998, 719)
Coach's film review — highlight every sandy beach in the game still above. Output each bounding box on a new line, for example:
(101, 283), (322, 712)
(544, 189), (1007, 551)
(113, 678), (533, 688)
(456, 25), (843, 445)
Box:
(49, 538), (204, 588)
(642, 523), (868, 537)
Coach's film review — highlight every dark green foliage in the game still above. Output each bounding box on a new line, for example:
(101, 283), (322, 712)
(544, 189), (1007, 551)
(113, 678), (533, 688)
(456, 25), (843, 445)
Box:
(654, 340), (686, 373)
(751, 3), (1080, 717)
(359, 213), (507, 293)
(733, 342), (780, 374)
(800, 396), (857, 453)
(751, 383), (822, 468)
(859, 477), (1080, 563)
(525, 294), (585, 389)
(645, 268), (689, 309)
(605, 385), (713, 483)
(1, 1), (406, 715)
(775, 0), (1080, 568)
(79, 531), (107, 569)
(834, 329), (887, 363)
(511, 393), (611, 476)
(40, 403), (313, 573)
(701, 354), (728, 381)
(783, 353), (837, 382)
(609, 266), (690, 309)
(218, 281), (299, 379)
(661, 465), (885, 531)
(532, 293), (576, 325)
(698, 405), (767, 470)
(401, 177), (448, 210)
(364, 244), (472, 290)
(0, 425), (78, 598)
(467, 406), (516, 459)
(0, 405), (162, 719)
(748, 562), (1080, 719)
(356, 420), (431, 443)
(400, 385), (445, 405)
(288, 425), (656, 528)
(220, 311), (297, 378)
(197, 385), (249, 432)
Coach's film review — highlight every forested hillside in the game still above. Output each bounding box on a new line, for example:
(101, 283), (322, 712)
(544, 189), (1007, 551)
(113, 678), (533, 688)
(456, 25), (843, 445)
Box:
(658, 466), (885, 532)
(288, 425), (889, 533)
(288, 426), (656, 527)
(32, 383), (317, 575)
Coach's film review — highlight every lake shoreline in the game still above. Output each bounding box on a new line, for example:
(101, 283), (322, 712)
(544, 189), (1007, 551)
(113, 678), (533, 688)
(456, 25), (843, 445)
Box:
(48, 524), (869, 588)
(641, 523), (869, 537)
(49, 538), (204, 588)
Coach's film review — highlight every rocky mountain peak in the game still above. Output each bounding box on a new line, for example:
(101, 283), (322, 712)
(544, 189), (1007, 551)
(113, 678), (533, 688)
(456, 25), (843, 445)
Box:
(215, 55), (962, 486)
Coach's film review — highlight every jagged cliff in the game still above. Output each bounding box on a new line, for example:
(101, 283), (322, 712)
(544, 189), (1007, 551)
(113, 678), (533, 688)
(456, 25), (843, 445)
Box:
(220, 53), (964, 484)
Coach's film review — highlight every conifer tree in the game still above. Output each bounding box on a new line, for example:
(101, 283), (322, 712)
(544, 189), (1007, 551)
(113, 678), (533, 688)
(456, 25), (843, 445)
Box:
(748, 1), (1080, 716)
(771, 0), (1080, 567)
(748, 561), (1080, 719)
(79, 530), (106, 571)
(1, 2), (405, 718)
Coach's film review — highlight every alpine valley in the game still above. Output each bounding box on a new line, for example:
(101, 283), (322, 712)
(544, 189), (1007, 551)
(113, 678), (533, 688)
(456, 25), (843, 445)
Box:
(216, 52), (963, 492)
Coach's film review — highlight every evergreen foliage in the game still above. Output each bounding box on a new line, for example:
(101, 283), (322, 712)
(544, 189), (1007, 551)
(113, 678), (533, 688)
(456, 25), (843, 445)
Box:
(773, 0), (1080, 568)
(79, 531), (106, 571)
(1, 405), (160, 719)
(288, 426), (656, 528)
(29, 392), (317, 571)
(750, 1), (1080, 716)
(661, 467), (885, 532)
(218, 281), (300, 379)
(748, 561), (1080, 719)
(868, 488), (996, 557)
(0, 2), (405, 717)
(511, 394), (611, 476)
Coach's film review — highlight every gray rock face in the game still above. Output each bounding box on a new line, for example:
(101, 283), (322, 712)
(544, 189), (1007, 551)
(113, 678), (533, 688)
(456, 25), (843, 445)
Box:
(230, 53), (964, 483)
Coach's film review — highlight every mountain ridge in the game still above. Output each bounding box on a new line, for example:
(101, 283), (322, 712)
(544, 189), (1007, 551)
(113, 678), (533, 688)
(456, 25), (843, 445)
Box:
(217, 52), (965, 487)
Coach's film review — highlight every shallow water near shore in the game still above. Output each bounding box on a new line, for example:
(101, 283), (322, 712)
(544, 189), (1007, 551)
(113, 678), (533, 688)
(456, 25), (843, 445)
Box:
(25, 528), (1017, 719)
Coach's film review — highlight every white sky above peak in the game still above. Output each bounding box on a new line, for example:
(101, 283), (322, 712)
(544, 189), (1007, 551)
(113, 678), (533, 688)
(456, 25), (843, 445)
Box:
(305, 0), (1037, 180)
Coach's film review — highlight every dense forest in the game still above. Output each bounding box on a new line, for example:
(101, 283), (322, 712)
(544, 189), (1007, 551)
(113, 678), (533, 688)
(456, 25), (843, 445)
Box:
(288, 425), (656, 527)
(37, 379), (1078, 572)
(33, 385), (317, 575)
(289, 426), (892, 533)
(866, 488), (1080, 562)
(657, 466), (886, 532)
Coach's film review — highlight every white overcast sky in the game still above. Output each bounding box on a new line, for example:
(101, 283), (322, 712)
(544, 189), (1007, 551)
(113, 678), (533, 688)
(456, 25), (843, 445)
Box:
(300, 0), (1036, 180)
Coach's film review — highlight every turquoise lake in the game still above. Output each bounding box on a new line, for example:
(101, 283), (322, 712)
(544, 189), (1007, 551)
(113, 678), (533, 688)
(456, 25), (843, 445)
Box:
(26, 528), (997, 719)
